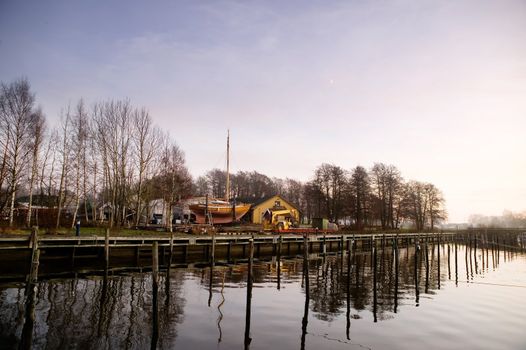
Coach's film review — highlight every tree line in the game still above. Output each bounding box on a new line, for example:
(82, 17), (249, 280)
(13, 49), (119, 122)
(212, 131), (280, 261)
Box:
(469, 210), (526, 228)
(1, 78), (446, 230)
(196, 162), (446, 230)
(0, 78), (192, 229)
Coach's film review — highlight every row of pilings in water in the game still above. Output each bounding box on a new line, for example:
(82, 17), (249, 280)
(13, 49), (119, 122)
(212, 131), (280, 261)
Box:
(14, 229), (526, 349)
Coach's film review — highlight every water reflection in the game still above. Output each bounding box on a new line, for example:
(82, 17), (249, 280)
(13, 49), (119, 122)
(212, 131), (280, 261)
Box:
(0, 241), (525, 349)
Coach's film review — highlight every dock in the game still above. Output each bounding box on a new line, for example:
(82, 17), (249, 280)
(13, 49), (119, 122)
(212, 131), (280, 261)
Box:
(1, 229), (524, 281)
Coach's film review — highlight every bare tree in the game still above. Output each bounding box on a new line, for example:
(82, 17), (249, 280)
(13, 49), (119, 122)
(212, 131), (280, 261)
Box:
(26, 108), (46, 227)
(370, 163), (403, 229)
(424, 183), (446, 230)
(402, 181), (446, 231)
(312, 163), (346, 222)
(0, 79), (36, 225)
(132, 109), (159, 225)
(158, 141), (192, 231)
(70, 100), (89, 227)
(55, 107), (72, 228)
(93, 100), (135, 227)
(349, 166), (370, 230)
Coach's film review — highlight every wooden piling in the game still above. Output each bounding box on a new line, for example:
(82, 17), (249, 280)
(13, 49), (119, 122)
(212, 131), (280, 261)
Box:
(20, 230), (39, 350)
(454, 236), (458, 286)
(152, 242), (159, 285)
(151, 241), (159, 350)
(447, 244), (451, 280)
(105, 228), (110, 268)
(211, 234), (216, 264)
(27, 227), (40, 285)
(168, 232), (174, 267)
(346, 233), (352, 339)
(244, 238), (254, 349)
(373, 236), (377, 322)
(277, 235), (282, 290)
(424, 241), (429, 293)
(437, 239), (441, 289)
(300, 233), (310, 350)
(414, 238), (420, 306)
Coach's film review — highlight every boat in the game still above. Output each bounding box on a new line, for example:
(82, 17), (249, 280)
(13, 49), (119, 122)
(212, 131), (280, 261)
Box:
(189, 131), (251, 224)
(189, 198), (251, 224)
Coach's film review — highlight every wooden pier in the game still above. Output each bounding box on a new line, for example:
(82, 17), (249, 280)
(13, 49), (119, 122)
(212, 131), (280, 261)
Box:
(0, 229), (524, 280)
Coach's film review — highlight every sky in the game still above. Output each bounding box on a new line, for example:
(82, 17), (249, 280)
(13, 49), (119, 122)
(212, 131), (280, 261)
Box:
(1, 0), (525, 222)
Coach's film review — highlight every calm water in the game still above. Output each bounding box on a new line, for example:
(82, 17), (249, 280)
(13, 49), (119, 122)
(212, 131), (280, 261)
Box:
(1, 243), (525, 350)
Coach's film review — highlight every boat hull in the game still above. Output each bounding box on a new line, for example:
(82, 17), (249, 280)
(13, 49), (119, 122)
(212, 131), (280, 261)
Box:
(189, 203), (251, 224)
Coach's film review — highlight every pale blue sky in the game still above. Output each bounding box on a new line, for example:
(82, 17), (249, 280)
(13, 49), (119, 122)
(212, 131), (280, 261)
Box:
(1, 0), (525, 222)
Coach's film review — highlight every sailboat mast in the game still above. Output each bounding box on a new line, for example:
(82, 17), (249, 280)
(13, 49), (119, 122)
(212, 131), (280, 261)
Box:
(225, 130), (230, 201)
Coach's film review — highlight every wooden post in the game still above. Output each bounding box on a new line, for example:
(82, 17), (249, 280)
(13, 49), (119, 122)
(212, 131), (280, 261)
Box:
(27, 227), (40, 285)
(211, 234), (216, 264)
(277, 235), (282, 290)
(447, 243), (451, 280)
(244, 238), (254, 349)
(437, 239), (441, 289)
(169, 232), (174, 266)
(414, 237), (420, 306)
(346, 234), (352, 340)
(151, 241), (159, 350)
(20, 235), (39, 350)
(205, 194), (209, 225)
(373, 235), (377, 322)
(394, 235), (399, 314)
(105, 228), (110, 269)
(300, 233), (310, 350)
(455, 235), (458, 286)
(152, 242), (159, 284)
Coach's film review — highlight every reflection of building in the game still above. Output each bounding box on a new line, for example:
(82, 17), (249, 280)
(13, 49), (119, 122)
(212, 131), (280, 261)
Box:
(249, 195), (300, 225)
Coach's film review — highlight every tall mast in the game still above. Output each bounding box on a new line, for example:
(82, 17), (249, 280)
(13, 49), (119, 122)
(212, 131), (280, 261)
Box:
(225, 130), (230, 201)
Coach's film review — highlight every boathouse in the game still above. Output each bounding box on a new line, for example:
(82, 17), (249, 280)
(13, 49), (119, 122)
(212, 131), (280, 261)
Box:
(249, 195), (300, 224)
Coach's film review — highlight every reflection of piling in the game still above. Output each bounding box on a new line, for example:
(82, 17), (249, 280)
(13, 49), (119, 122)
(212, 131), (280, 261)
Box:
(151, 242), (159, 350)
(244, 238), (254, 350)
(208, 235), (215, 307)
(498, 234), (502, 266)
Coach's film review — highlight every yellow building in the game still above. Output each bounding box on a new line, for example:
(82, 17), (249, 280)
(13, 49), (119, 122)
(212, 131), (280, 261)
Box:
(250, 195), (300, 225)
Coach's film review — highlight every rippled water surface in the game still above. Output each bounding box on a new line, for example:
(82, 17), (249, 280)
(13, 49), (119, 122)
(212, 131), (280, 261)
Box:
(1, 243), (525, 349)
